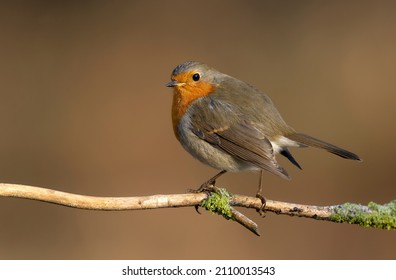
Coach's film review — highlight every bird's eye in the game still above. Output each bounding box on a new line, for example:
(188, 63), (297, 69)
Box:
(192, 73), (200, 81)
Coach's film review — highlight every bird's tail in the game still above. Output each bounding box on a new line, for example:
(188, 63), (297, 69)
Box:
(287, 133), (362, 161)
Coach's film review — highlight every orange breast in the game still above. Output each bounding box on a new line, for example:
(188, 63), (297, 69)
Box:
(172, 81), (214, 140)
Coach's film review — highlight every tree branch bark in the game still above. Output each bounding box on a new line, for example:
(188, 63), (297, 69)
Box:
(1, 183), (395, 235)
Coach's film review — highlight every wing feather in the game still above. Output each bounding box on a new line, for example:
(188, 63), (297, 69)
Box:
(189, 97), (289, 179)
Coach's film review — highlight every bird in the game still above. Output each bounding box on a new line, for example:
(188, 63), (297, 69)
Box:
(166, 61), (361, 201)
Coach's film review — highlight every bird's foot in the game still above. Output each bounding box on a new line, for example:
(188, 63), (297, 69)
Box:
(256, 192), (267, 217)
(188, 170), (227, 193)
(189, 181), (220, 214)
(188, 171), (227, 214)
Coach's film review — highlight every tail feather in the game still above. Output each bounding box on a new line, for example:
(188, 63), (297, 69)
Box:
(280, 148), (303, 170)
(287, 133), (362, 161)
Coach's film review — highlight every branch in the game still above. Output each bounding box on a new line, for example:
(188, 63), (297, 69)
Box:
(1, 183), (395, 236)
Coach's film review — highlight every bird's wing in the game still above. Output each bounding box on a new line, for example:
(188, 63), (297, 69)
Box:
(188, 96), (289, 179)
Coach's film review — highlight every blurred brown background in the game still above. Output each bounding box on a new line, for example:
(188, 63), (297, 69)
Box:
(0, 0), (395, 259)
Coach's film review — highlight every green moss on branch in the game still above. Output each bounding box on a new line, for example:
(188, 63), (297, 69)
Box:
(200, 188), (233, 220)
(330, 200), (396, 229)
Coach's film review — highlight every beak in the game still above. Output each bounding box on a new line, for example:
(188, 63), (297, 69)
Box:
(166, 80), (183, 87)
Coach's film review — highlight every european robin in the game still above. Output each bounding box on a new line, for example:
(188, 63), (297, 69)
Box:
(166, 61), (361, 199)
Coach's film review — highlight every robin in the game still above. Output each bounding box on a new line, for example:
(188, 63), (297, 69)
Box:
(166, 61), (361, 202)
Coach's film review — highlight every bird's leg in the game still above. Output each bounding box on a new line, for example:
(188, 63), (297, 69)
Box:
(256, 170), (267, 216)
(195, 170), (227, 193)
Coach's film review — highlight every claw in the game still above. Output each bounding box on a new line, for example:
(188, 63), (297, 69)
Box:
(194, 205), (201, 214)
